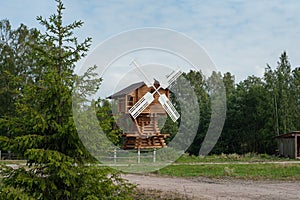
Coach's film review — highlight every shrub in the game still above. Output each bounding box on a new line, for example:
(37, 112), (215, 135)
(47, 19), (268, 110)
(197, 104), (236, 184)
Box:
(0, 149), (135, 199)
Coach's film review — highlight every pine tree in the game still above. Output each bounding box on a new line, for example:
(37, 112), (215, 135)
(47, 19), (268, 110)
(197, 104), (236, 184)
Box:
(0, 1), (133, 199)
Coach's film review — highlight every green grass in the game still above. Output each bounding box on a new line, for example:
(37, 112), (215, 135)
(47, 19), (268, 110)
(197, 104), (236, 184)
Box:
(175, 153), (293, 163)
(2, 154), (300, 180)
(157, 163), (300, 180)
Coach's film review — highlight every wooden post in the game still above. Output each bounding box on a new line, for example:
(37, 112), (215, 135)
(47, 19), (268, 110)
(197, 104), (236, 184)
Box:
(153, 148), (156, 163)
(125, 95), (128, 112)
(134, 118), (141, 134)
(114, 148), (117, 164)
(295, 135), (298, 159)
(137, 148), (140, 164)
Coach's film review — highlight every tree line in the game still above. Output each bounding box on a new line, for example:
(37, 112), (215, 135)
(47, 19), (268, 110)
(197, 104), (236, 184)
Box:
(95, 51), (300, 156)
(183, 52), (300, 155)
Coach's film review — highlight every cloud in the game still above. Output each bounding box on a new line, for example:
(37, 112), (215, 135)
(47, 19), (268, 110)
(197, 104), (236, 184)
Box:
(1, 0), (300, 84)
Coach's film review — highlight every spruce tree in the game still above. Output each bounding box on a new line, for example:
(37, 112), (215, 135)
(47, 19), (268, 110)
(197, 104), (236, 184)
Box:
(0, 1), (133, 199)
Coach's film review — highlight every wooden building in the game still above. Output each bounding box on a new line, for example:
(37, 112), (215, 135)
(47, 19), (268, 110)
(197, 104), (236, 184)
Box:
(108, 81), (170, 149)
(275, 131), (300, 159)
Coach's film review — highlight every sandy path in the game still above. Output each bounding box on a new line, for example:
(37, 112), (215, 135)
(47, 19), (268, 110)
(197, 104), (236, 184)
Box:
(124, 174), (300, 200)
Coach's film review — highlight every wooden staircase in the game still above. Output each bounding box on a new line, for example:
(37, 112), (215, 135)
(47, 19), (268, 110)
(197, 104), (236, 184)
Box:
(122, 113), (169, 149)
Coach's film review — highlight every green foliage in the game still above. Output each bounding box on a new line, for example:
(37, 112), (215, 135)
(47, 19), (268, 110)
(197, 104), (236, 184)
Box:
(161, 116), (178, 144)
(0, 0), (134, 199)
(1, 0), (98, 161)
(180, 70), (211, 155)
(264, 52), (299, 134)
(95, 99), (121, 146)
(211, 51), (298, 155)
(0, 150), (134, 199)
(0, 19), (38, 143)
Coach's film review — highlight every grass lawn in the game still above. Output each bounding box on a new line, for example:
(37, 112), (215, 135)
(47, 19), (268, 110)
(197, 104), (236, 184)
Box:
(175, 153), (293, 163)
(2, 154), (300, 180)
(156, 163), (300, 180)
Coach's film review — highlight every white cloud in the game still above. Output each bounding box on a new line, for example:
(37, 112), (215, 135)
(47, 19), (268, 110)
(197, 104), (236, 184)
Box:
(1, 0), (300, 84)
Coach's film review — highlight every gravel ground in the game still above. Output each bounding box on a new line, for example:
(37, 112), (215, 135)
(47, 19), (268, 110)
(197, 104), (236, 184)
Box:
(124, 174), (300, 200)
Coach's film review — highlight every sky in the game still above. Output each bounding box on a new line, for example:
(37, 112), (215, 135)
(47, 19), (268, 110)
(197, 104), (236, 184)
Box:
(1, 0), (300, 84)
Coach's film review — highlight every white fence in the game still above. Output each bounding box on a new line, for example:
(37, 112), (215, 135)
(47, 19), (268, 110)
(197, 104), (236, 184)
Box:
(102, 148), (157, 164)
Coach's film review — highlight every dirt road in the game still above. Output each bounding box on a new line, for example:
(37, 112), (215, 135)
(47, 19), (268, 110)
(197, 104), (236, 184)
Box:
(124, 174), (300, 199)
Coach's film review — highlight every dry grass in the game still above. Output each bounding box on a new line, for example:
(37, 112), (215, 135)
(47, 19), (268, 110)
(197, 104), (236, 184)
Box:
(132, 188), (190, 200)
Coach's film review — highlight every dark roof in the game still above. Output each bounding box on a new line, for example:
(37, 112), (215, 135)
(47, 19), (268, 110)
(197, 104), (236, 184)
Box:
(274, 131), (300, 138)
(107, 82), (145, 99)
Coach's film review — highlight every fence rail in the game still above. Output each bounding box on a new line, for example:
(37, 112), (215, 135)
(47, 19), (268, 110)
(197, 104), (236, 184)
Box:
(0, 148), (157, 164)
(0, 147), (178, 165)
(96, 148), (158, 164)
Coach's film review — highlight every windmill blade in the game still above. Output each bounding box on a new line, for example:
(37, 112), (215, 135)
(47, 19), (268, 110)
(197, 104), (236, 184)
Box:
(158, 94), (180, 122)
(167, 69), (182, 86)
(130, 59), (152, 87)
(159, 69), (183, 89)
(129, 59), (181, 122)
(128, 92), (154, 119)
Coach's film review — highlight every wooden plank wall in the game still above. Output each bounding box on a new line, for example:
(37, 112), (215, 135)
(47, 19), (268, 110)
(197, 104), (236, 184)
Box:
(125, 85), (169, 114)
(279, 138), (295, 158)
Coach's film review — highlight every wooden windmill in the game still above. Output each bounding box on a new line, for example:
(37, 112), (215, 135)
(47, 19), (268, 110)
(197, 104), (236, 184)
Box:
(108, 60), (181, 149)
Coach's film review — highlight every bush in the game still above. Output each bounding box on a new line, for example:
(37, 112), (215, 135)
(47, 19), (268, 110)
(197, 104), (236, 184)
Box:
(0, 149), (135, 200)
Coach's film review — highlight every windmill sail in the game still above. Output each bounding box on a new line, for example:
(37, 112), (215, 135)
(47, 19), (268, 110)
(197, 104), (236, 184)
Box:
(129, 59), (181, 122)
(158, 94), (180, 122)
(159, 69), (182, 89)
(130, 60), (152, 87)
(167, 69), (182, 86)
(128, 92), (154, 119)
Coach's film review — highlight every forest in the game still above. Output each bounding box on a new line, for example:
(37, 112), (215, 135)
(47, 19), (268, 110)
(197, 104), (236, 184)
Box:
(0, 0), (300, 199)
(96, 52), (300, 156)
(187, 54), (300, 156)
(1, 6), (300, 158)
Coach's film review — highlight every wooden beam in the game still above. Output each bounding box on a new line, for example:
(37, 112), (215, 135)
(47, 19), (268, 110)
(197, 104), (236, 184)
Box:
(134, 118), (141, 134)
(295, 135), (298, 159)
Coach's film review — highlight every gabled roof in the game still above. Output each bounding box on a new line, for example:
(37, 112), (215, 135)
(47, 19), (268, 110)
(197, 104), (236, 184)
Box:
(274, 131), (300, 138)
(107, 82), (145, 99)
